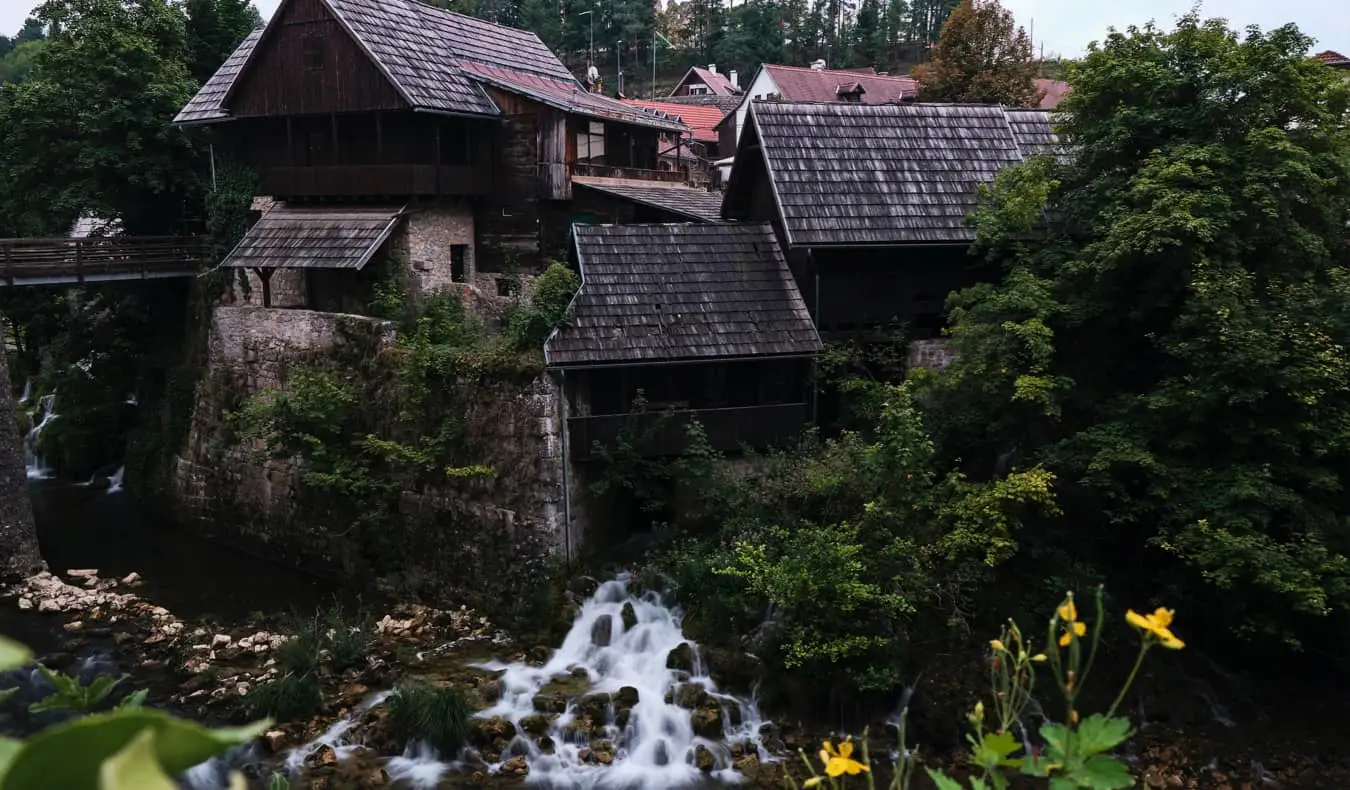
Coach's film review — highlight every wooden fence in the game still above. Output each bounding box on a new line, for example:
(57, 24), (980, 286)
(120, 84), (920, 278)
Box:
(0, 236), (208, 286)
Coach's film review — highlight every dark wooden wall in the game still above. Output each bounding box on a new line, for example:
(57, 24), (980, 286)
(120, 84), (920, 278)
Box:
(229, 0), (407, 117)
(477, 87), (545, 271)
(810, 246), (988, 336)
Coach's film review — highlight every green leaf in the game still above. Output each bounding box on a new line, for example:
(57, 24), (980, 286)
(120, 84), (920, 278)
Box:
(0, 689), (16, 706)
(0, 737), (21, 780)
(116, 690), (148, 710)
(98, 728), (178, 790)
(0, 638), (31, 672)
(1, 708), (271, 790)
(1049, 778), (1078, 790)
(1073, 714), (1132, 756)
(1074, 755), (1134, 790)
(926, 768), (967, 790)
(973, 730), (1021, 769)
(1039, 723), (1071, 761)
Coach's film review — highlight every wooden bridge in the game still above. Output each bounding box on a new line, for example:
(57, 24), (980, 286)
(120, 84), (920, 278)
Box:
(0, 236), (209, 287)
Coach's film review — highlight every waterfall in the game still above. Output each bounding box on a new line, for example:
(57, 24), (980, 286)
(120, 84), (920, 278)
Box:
(24, 392), (57, 481)
(475, 574), (769, 789)
(106, 466), (125, 495)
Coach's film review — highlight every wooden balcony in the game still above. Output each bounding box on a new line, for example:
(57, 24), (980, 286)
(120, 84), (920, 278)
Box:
(567, 403), (809, 461)
(258, 164), (490, 198)
(571, 163), (686, 183)
(1, 236), (207, 287)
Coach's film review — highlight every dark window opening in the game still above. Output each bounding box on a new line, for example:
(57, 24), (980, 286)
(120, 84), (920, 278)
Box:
(438, 124), (472, 166)
(496, 276), (518, 297)
(302, 34), (325, 72)
(450, 245), (467, 282)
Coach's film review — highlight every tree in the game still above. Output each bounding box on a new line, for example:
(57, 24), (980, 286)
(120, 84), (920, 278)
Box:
(913, 0), (1038, 106)
(849, 0), (884, 67)
(0, 339), (43, 582)
(184, 0), (260, 84)
(931, 15), (1350, 646)
(0, 0), (205, 236)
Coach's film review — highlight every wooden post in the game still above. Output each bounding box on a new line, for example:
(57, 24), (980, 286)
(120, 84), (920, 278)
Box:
(254, 267), (274, 307)
(74, 240), (84, 284)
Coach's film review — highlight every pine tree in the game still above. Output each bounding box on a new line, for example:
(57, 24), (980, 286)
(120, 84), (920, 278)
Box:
(913, 0), (1038, 106)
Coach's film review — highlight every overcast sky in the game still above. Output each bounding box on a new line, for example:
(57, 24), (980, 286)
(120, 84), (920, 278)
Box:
(2, 0), (1347, 59)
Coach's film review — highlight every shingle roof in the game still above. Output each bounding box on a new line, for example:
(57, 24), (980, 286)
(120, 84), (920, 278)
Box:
(177, 0), (680, 131)
(621, 99), (727, 142)
(1034, 78), (1071, 109)
(573, 178), (725, 222)
(671, 66), (741, 96)
(545, 223), (821, 366)
(174, 28), (262, 125)
(662, 94), (743, 113)
(1005, 108), (1062, 160)
(760, 64), (917, 104)
(1313, 50), (1350, 68)
(746, 102), (1046, 246)
(222, 204), (406, 270)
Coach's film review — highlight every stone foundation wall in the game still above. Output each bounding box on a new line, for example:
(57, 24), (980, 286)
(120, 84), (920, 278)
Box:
(400, 204), (476, 295)
(907, 338), (955, 372)
(173, 305), (566, 604)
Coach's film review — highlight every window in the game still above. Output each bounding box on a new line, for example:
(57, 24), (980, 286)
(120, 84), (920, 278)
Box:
(687, 84), (710, 95)
(450, 245), (467, 282)
(302, 33), (325, 72)
(495, 276), (519, 297)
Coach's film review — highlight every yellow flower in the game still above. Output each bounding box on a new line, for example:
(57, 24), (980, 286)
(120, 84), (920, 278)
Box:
(1031, 653), (1047, 662)
(819, 740), (869, 777)
(1126, 607), (1185, 649)
(1056, 597), (1086, 646)
(989, 639), (1006, 652)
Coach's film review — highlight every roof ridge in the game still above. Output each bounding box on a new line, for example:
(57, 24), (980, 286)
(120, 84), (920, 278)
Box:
(765, 62), (915, 78)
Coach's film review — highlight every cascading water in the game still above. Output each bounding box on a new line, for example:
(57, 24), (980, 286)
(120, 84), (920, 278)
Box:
(475, 574), (769, 789)
(105, 466), (125, 494)
(24, 392), (58, 481)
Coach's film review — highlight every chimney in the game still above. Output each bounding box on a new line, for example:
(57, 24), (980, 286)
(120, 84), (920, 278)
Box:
(810, 59), (827, 71)
(729, 69), (739, 88)
(707, 63), (717, 74)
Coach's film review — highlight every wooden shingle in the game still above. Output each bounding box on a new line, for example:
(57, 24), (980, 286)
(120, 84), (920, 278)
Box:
(545, 224), (822, 367)
(573, 178), (726, 222)
(749, 102), (1054, 246)
(174, 28), (262, 124)
(222, 204), (406, 270)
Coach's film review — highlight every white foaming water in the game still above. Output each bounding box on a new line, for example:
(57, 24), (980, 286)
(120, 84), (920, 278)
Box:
(283, 690), (393, 774)
(106, 466), (125, 494)
(475, 574), (768, 789)
(386, 741), (452, 789)
(24, 392), (57, 480)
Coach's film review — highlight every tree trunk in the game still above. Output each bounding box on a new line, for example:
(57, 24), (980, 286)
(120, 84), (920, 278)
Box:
(0, 339), (43, 582)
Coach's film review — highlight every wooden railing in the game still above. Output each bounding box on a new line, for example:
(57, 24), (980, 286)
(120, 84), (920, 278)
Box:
(258, 164), (489, 198)
(0, 236), (208, 287)
(567, 403), (810, 461)
(572, 163), (687, 183)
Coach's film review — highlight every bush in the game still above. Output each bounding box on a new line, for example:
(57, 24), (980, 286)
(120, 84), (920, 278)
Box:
(245, 673), (322, 722)
(386, 683), (472, 757)
(323, 605), (371, 670)
(507, 261), (579, 350)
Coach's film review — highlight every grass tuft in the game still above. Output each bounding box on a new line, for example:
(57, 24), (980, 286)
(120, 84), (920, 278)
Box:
(387, 683), (472, 757)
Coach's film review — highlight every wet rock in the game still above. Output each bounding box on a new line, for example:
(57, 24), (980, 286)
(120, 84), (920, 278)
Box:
(532, 692), (567, 714)
(520, 714), (551, 735)
(667, 642), (695, 673)
(653, 740), (671, 766)
(674, 683), (707, 709)
(691, 698), (724, 739)
(616, 686), (639, 708)
(120, 572), (141, 586)
(66, 569), (98, 579)
(620, 602), (638, 631)
(568, 576), (599, 597)
(316, 745), (338, 767)
(733, 753), (761, 782)
(471, 716), (515, 747)
(62, 621), (83, 633)
(500, 756), (529, 776)
(263, 730), (287, 753)
(577, 692), (611, 721)
(536, 734), (555, 753)
(16, 598), (32, 611)
(211, 634), (231, 648)
(590, 614), (613, 648)
(694, 745), (716, 772)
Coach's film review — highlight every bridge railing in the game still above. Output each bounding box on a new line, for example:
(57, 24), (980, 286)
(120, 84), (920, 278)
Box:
(0, 236), (209, 285)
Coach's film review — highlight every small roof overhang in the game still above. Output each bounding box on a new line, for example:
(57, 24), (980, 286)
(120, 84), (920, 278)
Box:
(222, 203), (407, 270)
(573, 177), (724, 223)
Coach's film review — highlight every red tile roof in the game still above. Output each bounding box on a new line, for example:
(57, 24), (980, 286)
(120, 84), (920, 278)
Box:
(1314, 50), (1350, 67)
(761, 64), (917, 104)
(1035, 78), (1070, 109)
(621, 99), (726, 142)
(672, 66), (741, 96)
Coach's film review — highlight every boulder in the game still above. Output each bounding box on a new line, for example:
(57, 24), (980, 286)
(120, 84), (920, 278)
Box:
(620, 602), (638, 631)
(694, 745), (716, 772)
(576, 692), (611, 722)
(471, 716), (515, 747)
(532, 692), (567, 714)
(615, 686), (639, 708)
(590, 615), (613, 648)
(691, 698), (724, 740)
(500, 756), (529, 776)
(666, 642), (695, 673)
(520, 714), (551, 735)
(674, 683), (707, 709)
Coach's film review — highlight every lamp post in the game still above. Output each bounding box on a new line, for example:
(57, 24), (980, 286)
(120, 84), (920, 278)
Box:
(616, 38), (623, 96)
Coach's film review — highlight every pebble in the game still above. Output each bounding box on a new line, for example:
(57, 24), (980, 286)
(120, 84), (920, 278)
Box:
(62, 621), (83, 632)
(212, 634), (232, 648)
(17, 598), (32, 610)
(121, 572), (141, 586)
(263, 730), (287, 753)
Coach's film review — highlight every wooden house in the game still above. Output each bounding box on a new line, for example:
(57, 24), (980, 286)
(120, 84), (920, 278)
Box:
(544, 223), (821, 460)
(668, 65), (742, 98)
(723, 101), (1057, 350)
(621, 99), (730, 174)
(174, 0), (706, 307)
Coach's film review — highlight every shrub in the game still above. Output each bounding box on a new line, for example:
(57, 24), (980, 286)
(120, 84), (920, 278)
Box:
(386, 683), (472, 757)
(245, 674), (322, 722)
(323, 605), (371, 670)
(507, 261), (579, 350)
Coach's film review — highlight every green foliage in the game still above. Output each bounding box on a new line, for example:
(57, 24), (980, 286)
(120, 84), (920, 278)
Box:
(506, 261), (580, 350)
(245, 674), (322, 722)
(386, 684), (472, 757)
(913, 0), (1039, 107)
(652, 382), (1057, 695)
(0, 633), (267, 790)
(930, 12), (1350, 646)
(184, 0), (260, 83)
(29, 666), (134, 714)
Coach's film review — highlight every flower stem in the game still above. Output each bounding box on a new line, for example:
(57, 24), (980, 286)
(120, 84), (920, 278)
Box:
(1107, 643), (1150, 718)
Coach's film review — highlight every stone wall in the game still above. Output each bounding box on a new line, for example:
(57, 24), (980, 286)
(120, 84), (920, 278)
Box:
(399, 203), (476, 294)
(907, 338), (955, 372)
(173, 305), (567, 605)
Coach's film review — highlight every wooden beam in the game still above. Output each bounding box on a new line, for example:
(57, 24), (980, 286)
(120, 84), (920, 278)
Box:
(253, 266), (274, 307)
